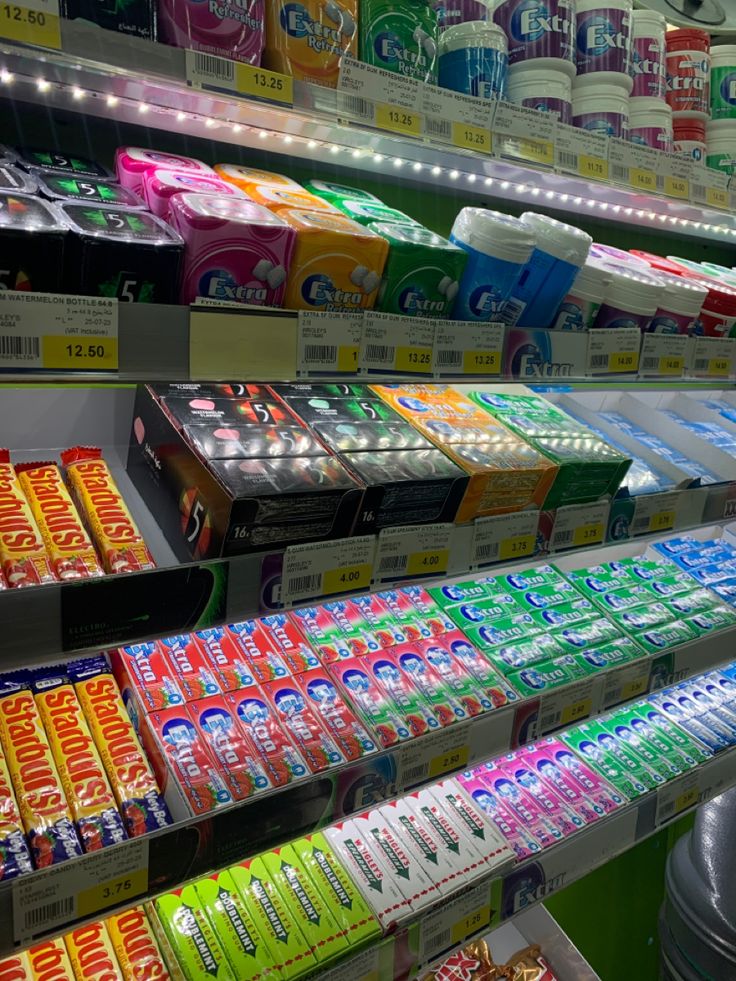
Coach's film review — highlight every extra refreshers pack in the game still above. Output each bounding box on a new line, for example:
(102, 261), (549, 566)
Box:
(264, 0), (358, 87)
(372, 384), (558, 520)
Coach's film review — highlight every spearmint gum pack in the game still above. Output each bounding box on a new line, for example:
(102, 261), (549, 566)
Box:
(576, 636), (645, 671)
(560, 724), (650, 800)
(329, 658), (410, 746)
(193, 628), (255, 691)
(551, 618), (625, 650)
(667, 589), (721, 616)
(445, 595), (523, 630)
(490, 634), (567, 673)
(461, 613), (538, 651)
(479, 762), (565, 850)
(352, 808), (438, 911)
(159, 635), (221, 701)
(515, 581), (579, 610)
(188, 695), (271, 800)
(526, 598), (598, 630)
(295, 668), (377, 759)
(615, 705), (699, 773)
(498, 751), (585, 838)
(455, 771), (542, 861)
(112, 642), (185, 712)
(359, 0), (438, 83)
(392, 643), (467, 726)
(633, 619), (697, 654)
(377, 589), (432, 641)
(634, 701), (712, 764)
(592, 585), (652, 612)
(262, 679), (344, 772)
(442, 631), (519, 707)
(156, 885), (235, 981)
(686, 605), (736, 634)
(502, 564), (568, 591)
(225, 687), (308, 785)
(259, 615), (320, 674)
(507, 656), (580, 697)
(226, 621), (289, 683)
(367, 650), (439, 737)
(428, 578), (497, 606)
(418, 638), (493, 716)
(379, 797), (464, 896)
(522, 741), (603, 825)
(582, 719), (663, 792)
(610, 602), (673, 631)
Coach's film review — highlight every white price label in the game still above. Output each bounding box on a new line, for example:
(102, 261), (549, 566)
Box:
(419, 881), (491, 963)
(602, 660), (652, 709)
(555, 124), (609, 180)
(298, 311), (363, 375)
(656, 151), (692, 200)
(609, 138), (660, 191)
(434, 320), (503, 376)
(337, 56), (423, 135)
(185, 50), (293, 104)
(586, 327), (641, 375)
(656, 770), (700, 826)
(375, 523), (453, 581)
(689, 335), (736, 379)
(631, 491), (679, 537)
(359, 311), (436, 374)
(493, 101), (556, 166)
(13, 839), (148, 943)
(421, 84), (495, 151)
(538, 678), (601, 736)
(472, 510), (539, 567)
(639, 333), (688, 377)
(0, 292), (118, 372)
(550, 501), (610, 552)
(690, 164), (730, 209)
(397, 727), (471, 790)
(320, 945), (391, 981)
(281, 536), (376, 605)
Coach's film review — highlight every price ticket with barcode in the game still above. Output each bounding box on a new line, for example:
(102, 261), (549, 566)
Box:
(550, 501), (610, 552)
(688, 335), (736, 379)
(281, 536), (376, 606)
(297, 310), (363, 375)
(472, 510), (539, 568)
(586, 327), (641, 375)
(631, 490), (679, 537)
(375, 523), (454, 582)
(420, 84), (495, 152)
(337, 56), (423, 137)
(492, 101), (557, 167)
(639, 333), (688, 378)
(434, 320), (503, 377)
(359, 311), (436, 374)
(554, 124), (609, 181)
(691, 164), (730, 210)
(608, 138), (660, 193)
(185, 49), (293, 105)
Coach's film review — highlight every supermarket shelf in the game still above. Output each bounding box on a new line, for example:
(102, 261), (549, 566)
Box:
(3, 622), (735, 958)
(1, 23), (736, 242)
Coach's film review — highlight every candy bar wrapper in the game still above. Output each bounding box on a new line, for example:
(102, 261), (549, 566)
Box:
(420, 938), (497, 981)
(0, 950), (32, 979)
(0, 683), (82, 867)
(193, 628), (255, 691)
(259, 614), (320, 674)
(329, 658), (410, 747)
(27, 938), (76, 979)
(71, 659), (172, 836)
(366, 650), (439, 738)
(503, 945), (559, 980)
(0, 450), (55, 587)
(65, 921), (125, 980)
(17, 462), (103, 580)
(155, 887), (234, 981)
(0, 749), (32, 879)
(262, 679), (344, 773)
(33, 674), (126, 851)
(376, 589), (432, 642)
(188, 694), (271, 800)
(520, 743), (603, 826)
(193, 872), (281, 981)
(497, 752), (585, 839)
(391, 642), (467, 727)
(479, 762), (566, 849)
(225, 687), (308, 786)
(106, 906), (172, 981)
(146, 705), (232, 815)
(61, 446), (155, 574)
(158, 635), (221, 701)
(417, 638), (493, 716)
(111, 642), (185, 712)
(294, 668), (377, 761)
(455, 772), (542, 862)
(225, 621), (288, 683)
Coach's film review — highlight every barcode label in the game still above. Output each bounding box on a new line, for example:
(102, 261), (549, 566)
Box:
(557, 150), (578, 169)
(0, 335), (40, 359)
(656, 175), (666, 191)
(691, 183), (705, 199)
(631, 514), (651, 534)
(286, 574), (321, 595)
(378, 554), (407, 574)
(589, 354), (609, 368)
(340, 94), (374, 121)
(22, 897), (74, 931)
(540, 706), (561, 731)
(435, 349), (462, 368)
(694, 358), (709, 371)
(364, 343), (394, 363)
(402, 762), (429, 784)
(303, 344), (337, 364)
(424, 928), (452, 959)
(611, 164), (629, 181)
(425, 116), (452, 140)
(474, 542), (499, 561)
(641, 356), (658, 371)
(554, 529), (574, 546)
(193, 51), (234, 82)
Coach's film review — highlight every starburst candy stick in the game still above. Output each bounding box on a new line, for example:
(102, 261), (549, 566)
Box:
(0, 450), (55, 587)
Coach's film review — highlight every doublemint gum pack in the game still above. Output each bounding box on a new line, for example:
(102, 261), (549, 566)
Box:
(229, 857), (316, 979)
(290, 832), (381, 946)
(260, 845), (348, 963)
(194, 872), (281, 981)
(561, 724), (651, 800)
(155, 886), (235, 980)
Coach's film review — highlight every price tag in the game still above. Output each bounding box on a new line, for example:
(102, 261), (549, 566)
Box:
(13, 839), (148, 943)
(609, 139), (660, 193)
(0, 292), (118, 372)
(337, 57), (422, 132)
(453, 123), (492, 152)
(397, 727), (475, 790)
(434, 320), (503, 377)
(375, 523), (453, 582)
(550, 502), (609, 552)
(656, 771), (700, 826)
(429, 744), (470, 779)
(281, 536), (376, 605)
(630, 167), (657, 190)
(656, 152), (691, 202)
(689, 336), (736, 379)
(639, 334), (688, 378)
(420, 84), (496, 150)
(691, 164), (731, 210)
(493, 101), (556, 167)
(632, 491), (679, 536)
(419, 882), (492, 963)
(538, 678), (600, 736)
(451, 902), (491, 945)
(359, 311), (436, 375)
(472, 510), (540, 568)
(554, 125), (608, 180)
(185, 51), (293, 105)
(375, 102), (423, 137)
(0, 0), (60, 48)
(190, 304), (297, 379)
(602, 660), (652, 710)
(707, 186), (729, 208)
(586, 327), (641, 375)
(298, 310), (363, 376)
(665, 175), (688, 198)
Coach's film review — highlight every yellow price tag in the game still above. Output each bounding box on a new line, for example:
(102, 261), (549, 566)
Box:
(573, 522), (604, 547)
(665, 176), (689, 199)
(337, 345), (359, 372)
(659, 356), (684, 375)
(621, 675), (649, 700)
(560, 698), (592, 726)
(323, 564), (372, 595)
(451, 904), (491, 945)
(462, 350), (500, 374)
(235, 63), (293, 105)
(396, 345), (432, 372)
(630, 168), (657, 191)
(579, 155), (609, 180)
(376, 103), (422, 137)
(429, 745), (469, 779)
(0, 2), (60, 48)
(609, 350), (640, 372)
(452, 122), (491, 153)
(77, 867), (147, 919)
(406, 548), (449, 577)
(43, 335), (118, 371)
(707, 187), (729, 209)
(674, 786), (699, 814)
(708, 357), (731, 377)
(518, 138), (554, 166)
(649, 510), (675, 532)
(499, 534), (535, 562)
